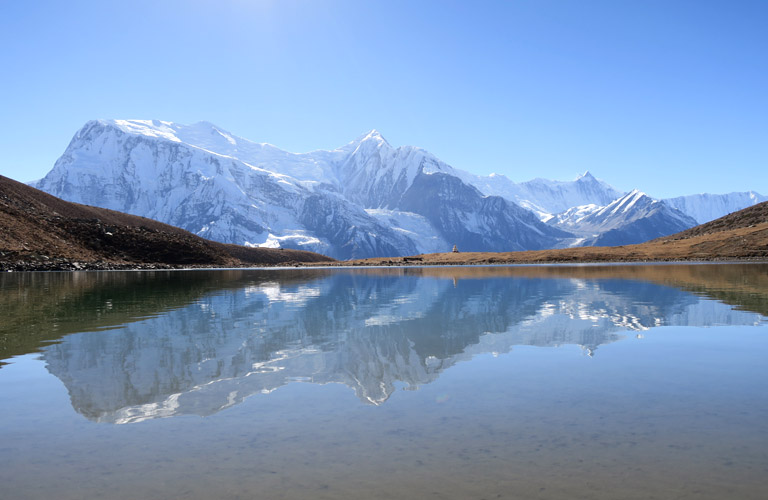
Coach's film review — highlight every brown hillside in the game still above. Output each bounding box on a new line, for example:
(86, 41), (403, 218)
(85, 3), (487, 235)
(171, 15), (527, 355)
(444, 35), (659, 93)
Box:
(0, 175), (334, 270)
(657, 201), (768, 240)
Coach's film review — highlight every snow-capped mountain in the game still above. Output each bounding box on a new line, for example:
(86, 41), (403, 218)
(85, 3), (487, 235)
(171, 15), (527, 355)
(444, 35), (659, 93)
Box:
(459, 171), (624, 220)
(35, 120), (424, 259)
(664, 191), (768, 224)
(548, 203), (602, 228)
(549, 190), (698, 247)
(33, 120), (568, 258)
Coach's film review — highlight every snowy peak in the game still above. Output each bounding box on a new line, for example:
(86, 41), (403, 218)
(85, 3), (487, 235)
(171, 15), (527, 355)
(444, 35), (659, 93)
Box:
(595, 189), (649, 217)
(75, 119), (344, 187)
(462, 170), (625, 219)
(361, 129), (387, 143)
(335, 132), (459, 209)
(549, 203), (601, 227)
(342, 129), (392, 152)
(106, 119), (181, 142)
(583, 190), (679, 228)
(551, 189), (698, 247)
(92, 119), (252, 159)
(178, 121), (241, 148)
(349, 129), (393, 154)
(100, 119), (242, 150)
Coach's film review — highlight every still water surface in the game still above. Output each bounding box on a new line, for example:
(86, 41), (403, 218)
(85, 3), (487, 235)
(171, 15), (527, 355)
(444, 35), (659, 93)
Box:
(1, 264), (767, 499)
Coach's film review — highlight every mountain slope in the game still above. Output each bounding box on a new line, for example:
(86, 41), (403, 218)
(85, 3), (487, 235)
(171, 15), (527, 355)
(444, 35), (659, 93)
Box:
(0, 174), (334, 270)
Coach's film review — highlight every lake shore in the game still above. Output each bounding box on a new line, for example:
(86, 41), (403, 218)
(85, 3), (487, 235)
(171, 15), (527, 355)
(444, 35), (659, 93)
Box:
(0, 254), (315, 272)
(5, 254), (767, 272)
(4, 221), (768, 271)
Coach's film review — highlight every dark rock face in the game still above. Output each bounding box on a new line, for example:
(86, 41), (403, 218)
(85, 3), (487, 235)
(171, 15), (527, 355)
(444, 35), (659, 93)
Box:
(587, 210), (694, 247)
(399, 172), (571, 252)
(298, 194), (417, 260)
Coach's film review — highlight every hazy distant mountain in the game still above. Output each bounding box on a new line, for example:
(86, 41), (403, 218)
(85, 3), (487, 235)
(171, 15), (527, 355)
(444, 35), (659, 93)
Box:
(460, 170), (624, 220)
(664, 191), (767, 224)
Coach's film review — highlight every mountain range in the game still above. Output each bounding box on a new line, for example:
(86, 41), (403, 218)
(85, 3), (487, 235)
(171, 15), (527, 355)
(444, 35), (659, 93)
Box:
(32, 120), (767, 258)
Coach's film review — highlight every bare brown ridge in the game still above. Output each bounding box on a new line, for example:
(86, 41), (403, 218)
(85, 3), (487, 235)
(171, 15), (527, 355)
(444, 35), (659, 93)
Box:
(0, 175), (335, 271)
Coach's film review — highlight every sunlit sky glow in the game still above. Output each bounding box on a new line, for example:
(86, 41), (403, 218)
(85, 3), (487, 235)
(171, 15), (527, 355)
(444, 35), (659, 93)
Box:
(1, 0), (766, 198)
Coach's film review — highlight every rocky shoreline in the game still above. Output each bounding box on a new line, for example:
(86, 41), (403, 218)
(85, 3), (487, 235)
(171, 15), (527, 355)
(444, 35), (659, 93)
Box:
(0, 252), (313, 272)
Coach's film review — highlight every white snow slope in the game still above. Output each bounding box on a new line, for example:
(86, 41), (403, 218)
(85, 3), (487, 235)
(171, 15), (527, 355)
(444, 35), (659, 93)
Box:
(664, 191), (768, 224)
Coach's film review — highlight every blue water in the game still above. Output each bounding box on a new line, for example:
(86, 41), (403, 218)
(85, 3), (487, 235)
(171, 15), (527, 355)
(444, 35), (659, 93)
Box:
(1, 264), (767, 499)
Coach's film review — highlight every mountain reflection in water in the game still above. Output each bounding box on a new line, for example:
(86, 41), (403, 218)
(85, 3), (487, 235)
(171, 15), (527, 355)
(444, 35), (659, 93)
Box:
(1, 264), (766, 423)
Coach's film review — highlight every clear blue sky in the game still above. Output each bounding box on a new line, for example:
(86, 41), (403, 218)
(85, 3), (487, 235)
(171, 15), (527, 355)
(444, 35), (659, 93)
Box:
(1, 0), (766, 198)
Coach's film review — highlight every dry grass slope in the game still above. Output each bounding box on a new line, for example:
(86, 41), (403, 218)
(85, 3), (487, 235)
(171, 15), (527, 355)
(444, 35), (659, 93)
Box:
(0, 175), (334, 270)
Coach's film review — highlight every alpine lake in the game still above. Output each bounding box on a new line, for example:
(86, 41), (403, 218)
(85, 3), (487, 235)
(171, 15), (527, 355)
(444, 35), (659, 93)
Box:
(1, 263), (767, 500)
